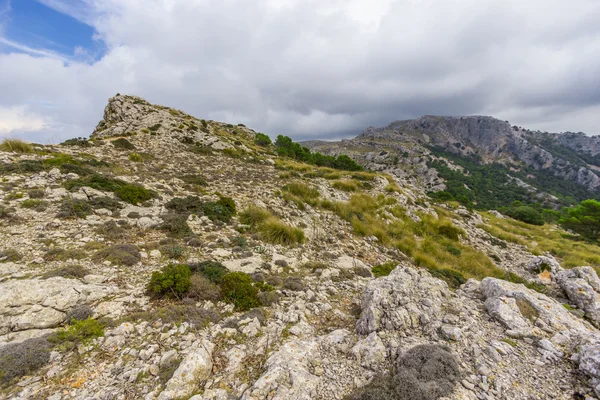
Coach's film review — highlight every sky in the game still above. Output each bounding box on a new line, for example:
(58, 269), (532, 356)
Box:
(0, 0), (599, 143)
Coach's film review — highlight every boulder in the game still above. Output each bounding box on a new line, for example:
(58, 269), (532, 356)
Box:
(556, 267), (600, 326)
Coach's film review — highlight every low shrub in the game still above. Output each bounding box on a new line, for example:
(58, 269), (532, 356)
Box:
(43, 264), (89, 279)
(93, 244), (141, 266)
(51, 318), (104, 350)
(427, 266), (466, 289)
(95, 220), (129, 241)
(220, 272), (260, 311)
(160, 214), (194, 238)
(111, 138), (135, 150)
(66, 305), (94, 322)
(114, 184), (152, 205)
(61, 137), (91, 147)
(0, 335), (53, 386)
(332, 180), (359, 192)
(160, 243), (185, 259)
(345, 344), (461, 400)
(27, 189), (45, 199)
(181, 174), (208, 187)
(20, 199), (48, 211)
(371, 262), (396, 277)
(189, 261), (229, 284)
(0, 249), (22, 263)
(188, 274), (222, 301)
(125, 304), (221, 327)
(0, 139), (33, 153)
(129, 152), (143, 162)
(64, 174), (153, 205)
(57, 198), (93, 219)
(89, 196), (122, 211)
(436, 223), (464, 241)
(147, 264), (192, 298)
(43, 248), (85, 262)
(254, 133), (272, 147)
(283, 276), (304, 291)
(165, 196), (236, 222)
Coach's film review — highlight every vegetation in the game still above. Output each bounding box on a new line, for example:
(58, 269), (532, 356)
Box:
(239, 205), (304, 246)
(93, 244), (141, 266)
(147, 264), (192, 299)
(220, 272), (260, 311)
(0, 336), (53, 386)
(164, 195), (236, 223)
(111, 138), (135, 150)
(64, 174), (153, 205)
(20, 199), (47, 211)
(43, 265), (89, 279)
(559, 199), (600, 241)
(254, 133), (272, 147)
(372, 262), (397, 277)
(345, 344), (460, 400)
(275, 135), (363, 171)
(189, 261), (229, 284)
(0, 139), (33, 153)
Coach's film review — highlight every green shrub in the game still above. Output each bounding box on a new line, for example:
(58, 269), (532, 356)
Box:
(20, 199), (47, 211)
(220, 272), (260, 311)
(371, 262), (397, 277)
(147, 264), (192, 298)
(43, 248), (84, 262)
(61, 137), (91, 147)
(111, 138), (135, 150)
(125, 304), (221, 327)
(160, 243), (185, 259)
(254, 133), (272, 147)
(504, 206), (545, 226)
(231, 236), (247, 248)
(0, 139), (33, 153)
(52, 318), (104, 349)
(203, 196), (236, 222)
(0, 335), (53, 386)
(115, 184), (152, 205)
(57, 198), (93, 219)
(89, 196), (122, 211)
(427, 266), (466, 289)
(93, 244), (141, 266)
(258, 218), (305, 245)
(95, 220), (129, 241)
(66, 305), (94, 322)
(190, 261), (229, 284)
(27, 189), (45, 199)
(165, 196), (236, 222)
(160, 214), (194, 238)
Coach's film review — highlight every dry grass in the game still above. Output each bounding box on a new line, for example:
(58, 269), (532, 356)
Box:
(0, 139), (33, 153)
(479, 212), (600, 270)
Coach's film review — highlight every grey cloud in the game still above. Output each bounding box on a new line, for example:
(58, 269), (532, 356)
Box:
(1, 0), (599, 143)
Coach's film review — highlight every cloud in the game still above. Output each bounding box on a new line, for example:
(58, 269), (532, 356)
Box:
(0, 105), (49, 135)
(1, 0), (600, 143)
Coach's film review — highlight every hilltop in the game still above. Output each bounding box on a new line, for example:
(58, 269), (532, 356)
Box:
(1, 95), (600, 399)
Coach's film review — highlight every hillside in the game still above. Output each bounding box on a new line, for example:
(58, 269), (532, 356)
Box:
(2, 95), (600, 399)
(304, 115), (600, 209)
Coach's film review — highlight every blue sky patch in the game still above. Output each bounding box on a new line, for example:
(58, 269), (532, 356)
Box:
(0, 0), (102, 61)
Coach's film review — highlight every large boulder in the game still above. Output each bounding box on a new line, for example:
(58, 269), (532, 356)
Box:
(556, 266), (600, 326)
(356, 265), (449, 334)
(158, 339), (215, 400)
(0, 277), (116, 339)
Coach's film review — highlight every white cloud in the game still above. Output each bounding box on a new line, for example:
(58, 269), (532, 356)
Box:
(1, 0), (600, 143)
(0, 105), (49, 135)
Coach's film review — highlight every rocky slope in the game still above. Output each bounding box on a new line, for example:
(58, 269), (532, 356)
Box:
(304, 115), (600, 200)
(1, 95), (600, 399)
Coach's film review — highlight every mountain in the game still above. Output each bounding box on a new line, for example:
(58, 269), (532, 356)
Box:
(303, 115), (600, 208)
(2, 95), (600, 399)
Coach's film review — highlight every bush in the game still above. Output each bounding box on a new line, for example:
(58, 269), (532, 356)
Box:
(345, 344), (460, 400)
(111, 138), (135, 150)
(504, 206), (545, 226)
(126, 304), (221, 327)
(220, 272), (260, 311)
(147, 264), (192, 298)
(160, 214), (194, 237)
(27, 189), (45, 199)
(181, 174), (208, 187)
(165, 196), (236, 222)
(129, 152), (143, 162)
(95, 220), (129, 241)
(254, 133), (272, 147)
(189, 261), (229, 284)
(52, 318), (104, 349)
(61, 137), (91, 147)
(283, 276), (304, 291)
(94, 244), (141, 266)
(64, 174), (153, 205)
(427, 266), (466, 289)
(436, 223), (463, 241)
(20, 199), (48, 211)
(0, 335), (53, 386)
(43, 264), (89, 279)
(89, 196), (122, 211)
(258, 218), (305, 245)
(43, 248), (84, 262)
(115, 184), (152, 205)
(0, 139), (33, 153)
(188, 274), (222, 301)
(66, 305), (94, 322)
(0, 249), (22, 263)
(203, 196), (236, 222)
(372, 262), (396, 277)
(57, 198), (93, 219)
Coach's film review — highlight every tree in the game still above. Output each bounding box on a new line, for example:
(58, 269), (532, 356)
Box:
(559, 199), (600, 241)
(334, 154), (364, 171)
(254, 133), (272, 147)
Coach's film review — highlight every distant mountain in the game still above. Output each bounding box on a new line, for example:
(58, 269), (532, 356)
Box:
(303, 115), (600, 208)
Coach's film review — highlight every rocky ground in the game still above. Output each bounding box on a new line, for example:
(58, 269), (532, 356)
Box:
(1, 95), (600, 400)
